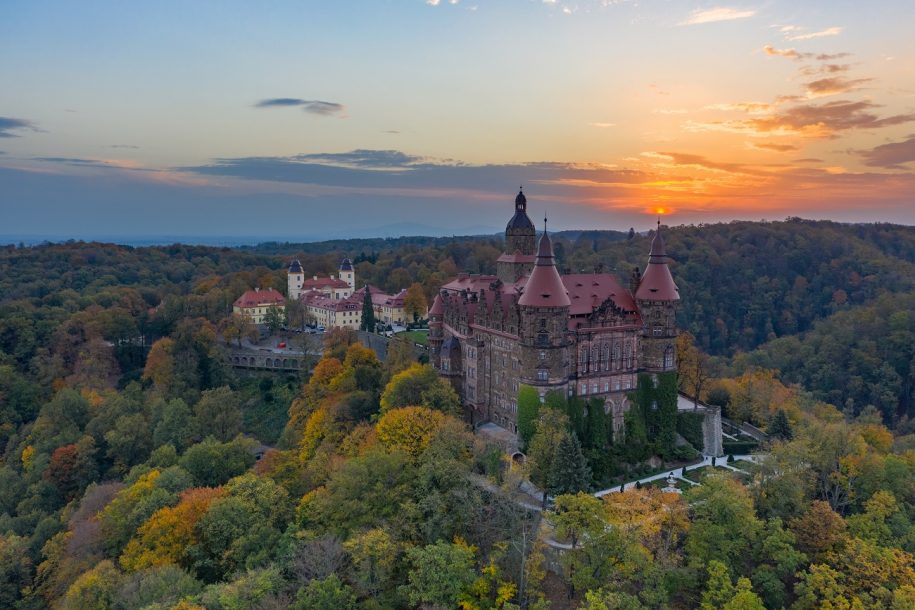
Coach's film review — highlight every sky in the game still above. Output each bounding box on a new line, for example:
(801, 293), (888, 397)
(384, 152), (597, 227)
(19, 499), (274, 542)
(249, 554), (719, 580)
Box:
(2, 0), (914, 241)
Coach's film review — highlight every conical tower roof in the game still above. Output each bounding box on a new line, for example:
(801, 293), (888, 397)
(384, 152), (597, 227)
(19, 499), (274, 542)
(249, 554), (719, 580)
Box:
(635, 221), (679, 301)
(519, 227), (570, 307)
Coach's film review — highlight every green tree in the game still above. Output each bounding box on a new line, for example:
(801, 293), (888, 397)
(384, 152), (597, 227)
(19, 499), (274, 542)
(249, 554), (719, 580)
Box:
(403, 540), (477, 610)
(685, 476), (761, 573)
(178, 437), (256, 487)
(548, 432), (591, 495)
(767, 409), (793, 440)
(153, 398), (198, 451)
(361, 287), (376, 331)
(193, 386), (242, 442)
(0, 534), (32, 609)
(263, 305), (285, 334)
(517, 385), (541, 451)
(528, 409), (570, 507)
(701, 560), (734, 610)
(723, 578), (766, 610)
(295, 574), (357, 610)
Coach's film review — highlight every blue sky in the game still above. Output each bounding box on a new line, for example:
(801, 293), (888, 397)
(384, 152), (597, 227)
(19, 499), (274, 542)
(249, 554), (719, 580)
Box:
(2, 1), (914, 240)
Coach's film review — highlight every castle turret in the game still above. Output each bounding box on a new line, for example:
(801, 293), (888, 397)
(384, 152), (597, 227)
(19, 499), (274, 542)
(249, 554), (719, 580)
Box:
(339, 258), (355, 293)
(287, 259), (304, 300)
(497, 188), (537, 283)
(518, 225), (571, 398)
(635, 221), (679, 372)
(429, 292), (444, 368)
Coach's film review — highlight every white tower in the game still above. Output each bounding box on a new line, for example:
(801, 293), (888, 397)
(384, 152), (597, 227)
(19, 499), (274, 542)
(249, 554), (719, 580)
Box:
(339, 258), (355, 293)
(287, 259), (304, 300)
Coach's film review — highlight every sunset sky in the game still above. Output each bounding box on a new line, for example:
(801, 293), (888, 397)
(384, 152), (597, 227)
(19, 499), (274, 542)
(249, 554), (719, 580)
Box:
(2, 0), (914, 240)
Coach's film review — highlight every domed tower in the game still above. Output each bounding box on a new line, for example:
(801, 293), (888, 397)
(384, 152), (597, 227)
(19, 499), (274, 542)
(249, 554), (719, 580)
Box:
(518, 225), (571, 398)
(498, 188), (538, 283)
(634, 221), (680, 373)
(506, 188), (536, 255)
(287, 259), (304, 300)
(339, 258), (355, 293)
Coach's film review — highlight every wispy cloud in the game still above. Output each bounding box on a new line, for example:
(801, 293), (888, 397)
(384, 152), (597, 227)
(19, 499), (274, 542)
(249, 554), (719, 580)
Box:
(109, 144), (140, 150)
(254, 98), (346, 117)
(0, 117), (40, 138)
(687, 100), (915, 138)
(680, 7), (756, 26)
(805, 76), (872, 98)
(748, 142), (799, 152)
(705, 102), (772, 115)
(860, 135), (915, 169)
(589, 122), (616, 128)
(787, 26), (843, 41)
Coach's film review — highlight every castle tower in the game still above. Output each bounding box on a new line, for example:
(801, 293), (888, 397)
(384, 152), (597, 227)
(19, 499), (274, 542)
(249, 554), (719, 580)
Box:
(518, 224), (571, 398)
(634, 221), (680, 373)
(287, 259), (304, 300)
(429, 292), (444, 369)
(339, 258), (355, 293)
(497, 188), (537, 283)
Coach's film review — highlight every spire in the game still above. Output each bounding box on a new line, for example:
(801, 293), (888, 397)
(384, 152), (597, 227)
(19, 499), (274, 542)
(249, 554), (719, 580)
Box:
(648, 221), (667, 262)
(519, 230), (571, 307)
(635, 222), (679, 301)
(515, 187), (527, 211)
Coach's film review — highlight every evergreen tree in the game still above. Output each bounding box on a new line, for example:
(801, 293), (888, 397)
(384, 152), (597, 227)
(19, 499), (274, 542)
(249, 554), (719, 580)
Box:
(517, 385), (541, 451)
(548, 432), (591, 496)
(263, 305), (285, 334)
(767, 409), (793, 440)
(360, 286), (376, 332)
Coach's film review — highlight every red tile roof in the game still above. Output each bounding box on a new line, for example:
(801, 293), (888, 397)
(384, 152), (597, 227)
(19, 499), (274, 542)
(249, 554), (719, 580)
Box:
(234, 288), (285, 308)
(635, 227), (680, 301)
(518, 232), (570, 307)
(302, 276), (350, 290)
(561, 274), (637, 315)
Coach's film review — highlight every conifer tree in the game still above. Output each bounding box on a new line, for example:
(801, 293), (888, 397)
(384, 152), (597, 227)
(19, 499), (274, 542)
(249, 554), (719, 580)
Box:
(547, 432), (591, 496)
(360, 286), (376, 332)
(768, 409), (793, 440)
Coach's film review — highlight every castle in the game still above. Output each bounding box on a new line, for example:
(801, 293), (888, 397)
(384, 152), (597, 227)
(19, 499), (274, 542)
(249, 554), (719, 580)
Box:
(287, 258), (411, 329)
(429, 189), (679, 438)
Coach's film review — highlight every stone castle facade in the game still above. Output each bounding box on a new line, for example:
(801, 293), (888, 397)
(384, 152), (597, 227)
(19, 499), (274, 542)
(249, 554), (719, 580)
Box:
(429, 189), (680, 438)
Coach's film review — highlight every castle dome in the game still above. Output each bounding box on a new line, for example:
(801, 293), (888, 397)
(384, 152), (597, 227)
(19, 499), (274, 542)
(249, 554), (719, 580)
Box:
(506, 188), (535, 232)
(635, 223), (680, 301)
(519, 230), (571, 307)
(288, 259), (303, 274)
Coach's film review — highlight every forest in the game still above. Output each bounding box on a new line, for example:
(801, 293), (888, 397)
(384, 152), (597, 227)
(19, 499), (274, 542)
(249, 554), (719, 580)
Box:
(0, 218), (913, 609)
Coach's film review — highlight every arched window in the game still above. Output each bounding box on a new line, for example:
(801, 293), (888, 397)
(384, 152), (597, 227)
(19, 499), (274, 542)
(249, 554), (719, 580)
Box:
(612, 342), (621, 370)
(664, 345), (674, 369)
(602, 343), (610, 371)
(579, 346), (588, 371)
(591, 345), (599, 372)
(623, 340), (632, 369)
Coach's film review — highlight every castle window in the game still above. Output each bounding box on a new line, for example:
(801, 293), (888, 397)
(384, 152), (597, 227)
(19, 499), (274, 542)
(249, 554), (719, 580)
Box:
(537, 332), (549, 346)
(540, 318), (547, 329)
(653, 326), (663, 336)
(539, 350), (546, 361)
(591, 346), (599, 372)
(603, 382), (609, 392)
(613, 342), (621, 370)
(581, 384), (588, 395)
(664, 345), (674, 369)
(602, 344), (610, 371)
(592, 383), (598, 394)
(537, 369), (548, 381)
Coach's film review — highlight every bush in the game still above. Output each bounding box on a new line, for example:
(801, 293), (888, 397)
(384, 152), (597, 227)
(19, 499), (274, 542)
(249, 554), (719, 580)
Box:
(722, 440), (758, 455)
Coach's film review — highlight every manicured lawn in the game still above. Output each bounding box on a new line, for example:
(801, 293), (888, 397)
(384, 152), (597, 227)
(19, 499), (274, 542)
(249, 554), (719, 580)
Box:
(396, 329), (429, 346)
